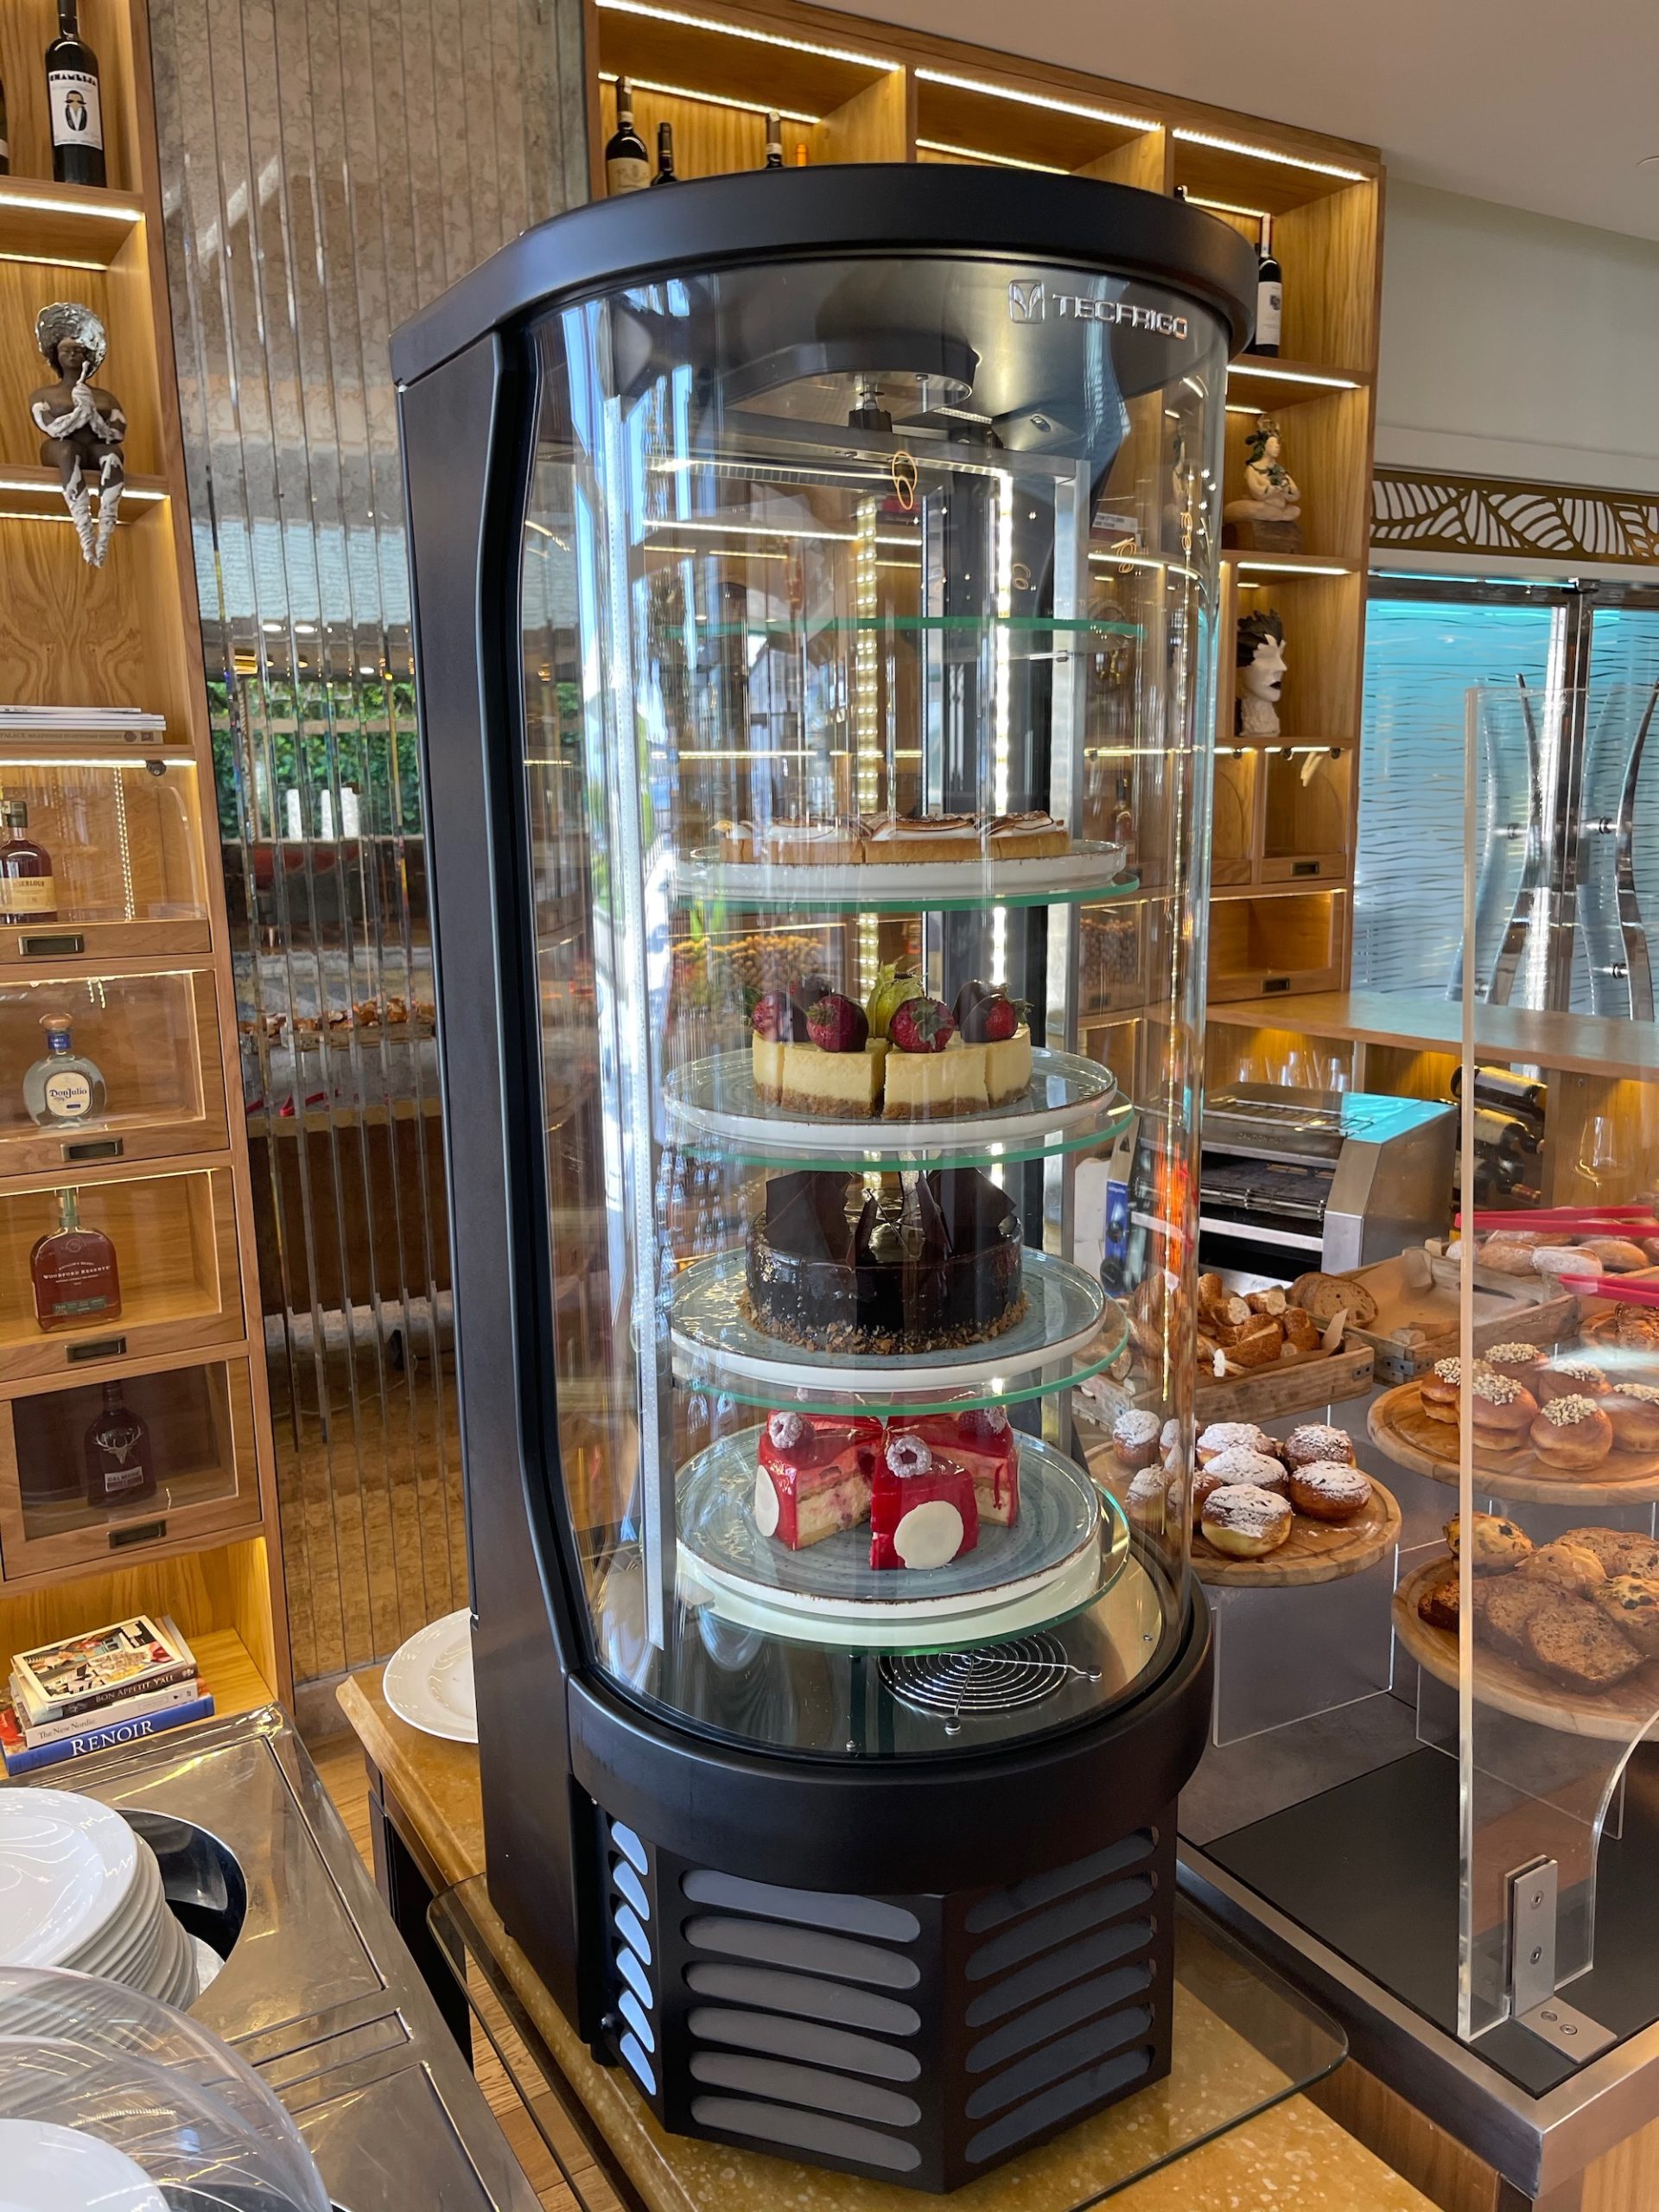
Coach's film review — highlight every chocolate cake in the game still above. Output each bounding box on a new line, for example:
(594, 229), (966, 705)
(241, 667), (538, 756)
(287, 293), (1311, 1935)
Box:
(745, 1168), (1025, 1354)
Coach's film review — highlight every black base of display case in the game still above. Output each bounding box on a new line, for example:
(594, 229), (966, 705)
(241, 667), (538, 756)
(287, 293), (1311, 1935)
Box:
(1202, 1744), (1659, 2099)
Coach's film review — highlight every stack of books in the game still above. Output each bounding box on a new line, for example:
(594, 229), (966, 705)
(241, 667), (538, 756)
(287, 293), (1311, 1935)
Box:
(0, 1615), (213, 1775)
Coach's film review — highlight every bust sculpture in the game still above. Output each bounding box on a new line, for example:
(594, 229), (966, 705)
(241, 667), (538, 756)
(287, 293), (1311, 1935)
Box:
(1236, 607), (1287, 736)
(1224, 414), (1303, 554)
(30, 302), (126, 568)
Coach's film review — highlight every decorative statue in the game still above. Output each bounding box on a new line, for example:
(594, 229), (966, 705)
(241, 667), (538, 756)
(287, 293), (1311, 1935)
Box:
(1236, 607), (1287, 736)
(30, 303), (126, 568)
(1223, 413), (1302, 554)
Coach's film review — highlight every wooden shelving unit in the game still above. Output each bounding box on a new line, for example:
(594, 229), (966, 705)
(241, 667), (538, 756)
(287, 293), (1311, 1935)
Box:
(582, 0), (1384, 1048)
(0, 0), (285, 1719)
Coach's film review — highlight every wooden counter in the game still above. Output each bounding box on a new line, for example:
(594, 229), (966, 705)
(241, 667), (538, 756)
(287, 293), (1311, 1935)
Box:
(1211, 990), (1658, 1084)
(336, 1668), (1438, 2212)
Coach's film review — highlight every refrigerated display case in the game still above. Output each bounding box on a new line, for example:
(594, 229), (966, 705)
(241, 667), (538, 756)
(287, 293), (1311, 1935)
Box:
(396, 169), (1255, 2188)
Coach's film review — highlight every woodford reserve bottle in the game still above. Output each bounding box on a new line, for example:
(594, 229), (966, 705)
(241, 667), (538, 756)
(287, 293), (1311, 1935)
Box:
(0, 802), (57, 925)
(30, 1187), (121, 1330)
(84, 1381), (156, 1506)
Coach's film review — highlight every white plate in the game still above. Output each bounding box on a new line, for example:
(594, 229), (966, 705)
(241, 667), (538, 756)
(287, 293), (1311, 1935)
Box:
(64, 1841), (162, 1974)
(188, 1932), (225, 2002)
(672, 1247), (1117, 1396)
(674, 840), (1128, 910)
(0, 1789), (139, 1971)
(0, 2119), (170, 2212)
(384, 1611), (477, 1744)
(664, 1047), (1122, 1161)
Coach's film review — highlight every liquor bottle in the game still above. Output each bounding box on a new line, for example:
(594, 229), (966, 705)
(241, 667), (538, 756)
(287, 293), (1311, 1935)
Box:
(84, 1381), (156, 1507)
(1254, 215), (1282, 357)
(763, 112), (783, 169)
(0, 73), (10, 176)
(0, 803), (58, 925)
(604, 77), (650, 195)
(23, 1013), (106, 1128)
(30, 1187), (121, 1331)
(46, 0), (105, 189)
(794, 141), (808, 166)
(651, 120), (677, 186)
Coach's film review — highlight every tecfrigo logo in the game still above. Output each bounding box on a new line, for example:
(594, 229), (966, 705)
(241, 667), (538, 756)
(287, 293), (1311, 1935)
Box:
(1007, 280), (1188, 340)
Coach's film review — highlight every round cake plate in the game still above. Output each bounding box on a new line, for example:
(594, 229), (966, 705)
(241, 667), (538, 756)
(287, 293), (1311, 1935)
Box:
(662, 1048), (1122, 1162)
(671, 1247), (1109, 1395)
(673, 841), (1128, 911)
(676, 1428), (1123, 1649)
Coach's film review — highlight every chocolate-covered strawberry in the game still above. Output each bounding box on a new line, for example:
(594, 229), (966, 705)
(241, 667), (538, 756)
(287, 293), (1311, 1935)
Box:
(887, 995), (957, 1054)
(751, 990), (810, 1042)
(952, 976), (994, 1027)
(805, 991), (868, 1052)
(960, 990), (1025, 1044)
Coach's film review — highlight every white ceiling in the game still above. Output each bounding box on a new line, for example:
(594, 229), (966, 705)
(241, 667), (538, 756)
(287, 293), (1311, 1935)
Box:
(836, 0), (1659, 242)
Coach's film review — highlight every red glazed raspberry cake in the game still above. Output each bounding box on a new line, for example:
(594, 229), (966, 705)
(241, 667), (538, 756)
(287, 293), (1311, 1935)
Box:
(870, 1433), (980, 1571)
(889, 1407), (1020, 1526)
(754, 1410), (882, 1549)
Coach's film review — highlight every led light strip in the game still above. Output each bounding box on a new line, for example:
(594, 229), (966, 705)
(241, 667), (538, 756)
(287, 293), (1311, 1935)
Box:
(0, 184), (140, 219)
(1088, 551), (1199, 583)
(1173, 127), (1366, 181)
(1233, 558), (1352, 576)
(0, 474), (166, 501)
(1185, 191), (1270, 221)
(915, 137), (1065, 173)
(644, 517), (916, 548)
(1227, 363), (1362, 390)
(595, 0), (890, 69)
(0, 756), (187, 769)
(598, 69), (818, 122)
(0, 251), (107, 272)
(916, 66), (1153, 131)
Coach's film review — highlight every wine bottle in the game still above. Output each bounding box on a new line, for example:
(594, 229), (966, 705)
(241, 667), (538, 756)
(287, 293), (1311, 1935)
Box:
(763, 111), (783, 169)
(1451, 1064), (1548, 1125)
(0, 73), (10, 176)
(1254, 215), (1282, 357)
(604, 77), (650, 195)
(651, 120), (677, 187)
(46, 0), (105, 189)
(1469, 1107), (1542, 1161)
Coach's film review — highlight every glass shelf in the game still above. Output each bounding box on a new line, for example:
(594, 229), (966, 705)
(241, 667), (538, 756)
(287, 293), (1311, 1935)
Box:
(676, 1427), (1128, 1655)
(671, 1249), (1127, 1413)
(663, 1050), (1130, 1169)
(672, 848), (1138, 913)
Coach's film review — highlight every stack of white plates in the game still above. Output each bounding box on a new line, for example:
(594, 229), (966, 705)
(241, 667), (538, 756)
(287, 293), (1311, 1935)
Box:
(0, 1789), (197, 2008)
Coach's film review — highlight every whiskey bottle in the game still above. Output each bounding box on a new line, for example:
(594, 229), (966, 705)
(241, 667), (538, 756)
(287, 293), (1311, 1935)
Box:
(84, 1381), (156, 1507)
(46, 0), (105, 189)
(0, 803), (57, 924)
(763, 112), (783, 169)
(604, 77), (650, 194)
(24, 1013), (106, 1128)
(651, 121), (677, 186)
(30, 1187), (121, 1330)
(1254, 215), (1282, 357)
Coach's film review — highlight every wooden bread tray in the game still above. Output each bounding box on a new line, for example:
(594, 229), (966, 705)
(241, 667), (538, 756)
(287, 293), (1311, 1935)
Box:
(1339, 1249), (1580, 1383)
(1193, 1341), (1374, 1425)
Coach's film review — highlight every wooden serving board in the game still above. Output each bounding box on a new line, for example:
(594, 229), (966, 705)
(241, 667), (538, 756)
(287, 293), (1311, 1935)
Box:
(1192, 1472), (1402, 1589)
(1344, 1251), (1578, 1383)
(1394, 1560), (1659, 1745)
(1367, 1382), (1659, 1505)
(1193, 1342), (1374, 1425)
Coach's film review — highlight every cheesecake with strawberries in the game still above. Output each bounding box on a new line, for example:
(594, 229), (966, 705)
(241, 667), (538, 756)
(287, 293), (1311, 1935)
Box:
(750, 977), (1031, 1122)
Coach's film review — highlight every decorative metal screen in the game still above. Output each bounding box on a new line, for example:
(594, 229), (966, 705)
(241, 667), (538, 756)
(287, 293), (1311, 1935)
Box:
(149, 0), (588, 1699)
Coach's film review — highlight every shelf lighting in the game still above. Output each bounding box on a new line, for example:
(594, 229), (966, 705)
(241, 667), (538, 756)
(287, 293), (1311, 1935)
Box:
(1184, 191), (1271, 221)
(0, 183), (140, 219)
(1224, 403), (1264, 416)
(597, 70), (818, 123)
(595, 0), (892, 71)
(1227, 363), (1362, 390)
(1233, 558), (1351, 576)
(1088, 551), (1199, 583)
(644, 517), (917, 549)
(0, 251), (107, 271)
(915, 67), (1154, 132)
(0, 474), (166, 501)
(0, 756), (188, 769)
(1173, 127), (1367, 181)
(915, 137), (1065, 172)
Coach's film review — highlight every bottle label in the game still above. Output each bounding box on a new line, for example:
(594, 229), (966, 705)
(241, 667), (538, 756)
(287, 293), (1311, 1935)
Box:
(48, 69), (104, 151)
(0, 876), (55, 913)
(1256, 282), (1282, 346)
(606, 156), (650, 194)
(42, 1071), (92, 1120)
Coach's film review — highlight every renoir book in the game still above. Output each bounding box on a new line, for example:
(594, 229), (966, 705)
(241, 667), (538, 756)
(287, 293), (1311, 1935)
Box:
(0, 1688), (215, 1776)
(12, 1613), (196, 1726)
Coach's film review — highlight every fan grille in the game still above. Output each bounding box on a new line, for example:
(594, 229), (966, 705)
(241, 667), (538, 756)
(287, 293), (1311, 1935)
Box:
(880, 1634), (1090, 1729)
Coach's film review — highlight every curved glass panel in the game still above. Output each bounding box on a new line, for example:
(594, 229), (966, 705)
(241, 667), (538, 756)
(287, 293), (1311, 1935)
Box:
(518, 249), (1224, 1754)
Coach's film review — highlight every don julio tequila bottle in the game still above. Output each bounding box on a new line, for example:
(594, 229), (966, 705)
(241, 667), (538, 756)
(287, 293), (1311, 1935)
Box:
(85, 1382), (155, 1505)
(30, 1187), (121, 1330)
(24, 1013), (106, 1127)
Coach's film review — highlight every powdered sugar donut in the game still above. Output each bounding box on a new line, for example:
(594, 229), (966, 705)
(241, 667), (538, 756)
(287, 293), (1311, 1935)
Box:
(1200, 1483), (1293, 1558)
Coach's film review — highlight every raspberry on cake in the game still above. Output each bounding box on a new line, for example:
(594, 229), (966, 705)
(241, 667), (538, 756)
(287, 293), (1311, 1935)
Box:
(754, 1410), (882, 1549)
(890, 1406), (1020, 1526)
(870, 1433), (980, 1570)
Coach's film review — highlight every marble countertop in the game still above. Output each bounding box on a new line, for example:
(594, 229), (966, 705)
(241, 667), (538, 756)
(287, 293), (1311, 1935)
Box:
(337, 1667), (1439, 2212)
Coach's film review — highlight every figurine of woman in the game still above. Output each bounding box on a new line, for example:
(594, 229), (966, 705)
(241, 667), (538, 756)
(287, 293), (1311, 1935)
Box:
(1236, 607), (1287, 736)
(1224, 414), (1302, 552)
(30, 302), (126, 567)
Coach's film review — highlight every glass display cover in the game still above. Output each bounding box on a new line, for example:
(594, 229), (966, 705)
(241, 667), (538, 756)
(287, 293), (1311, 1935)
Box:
(518, 245), (1225, 1757)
